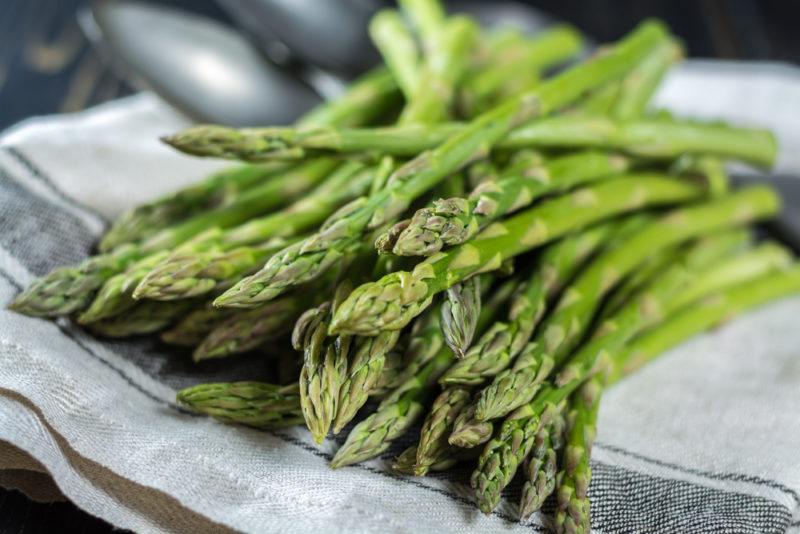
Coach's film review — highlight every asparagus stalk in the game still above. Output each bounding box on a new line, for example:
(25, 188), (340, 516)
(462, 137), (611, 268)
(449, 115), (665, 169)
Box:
(329, 347), (452, 468)
(368, 10), (420, 99)
(371, 346), (404, 397)
(134, 161), (374, 301)
(440, 275), (481, 358)
(361, 304), (443, 398)
(519, 406), (566, 521)
(459, 25), (582, 116)
(449, 402), (495, 448)
(440, 222), (616, 386)
(76, 251), (170, 323)
(193, 293), (307, 361)
(208, 22), (669, 308)
(445, 223), (614, 448)
(98, 163), (290, 252)
(296, 67), (400, 129)
(413, 386), (472, 475)
(87, 299), (195, 337)
(611, 39), (682, 120)
(331, 329), (402, 434)
(161, 303), (236, 347)
(399, 16), (477, 125)
(133, 237), (299, 302)
(330, 175), (707, 336)
(474, 190), (779, 422)
(391, 150), (631, 256)
(471, 399), (562, 514)
(392, 444), (475, 475)
(293, 297), (352, 444)
(330, 276), (514, 468)
(553, 377), (601, 533)
(472, 243), (797, 514)
(165, 115), (777, 170)
(176, 382), (303, 429)
(398, 0), (446, 54)
(611, 261), (800, 381)
(9, 159), (337, 317)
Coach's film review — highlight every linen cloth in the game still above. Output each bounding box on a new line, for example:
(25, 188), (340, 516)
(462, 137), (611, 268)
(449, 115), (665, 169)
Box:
(1, 60), (800, 533)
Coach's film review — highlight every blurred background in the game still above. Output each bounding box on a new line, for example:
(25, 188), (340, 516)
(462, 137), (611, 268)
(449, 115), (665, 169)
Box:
(0, 0), (798, 531)
(3, 0), (800, 130)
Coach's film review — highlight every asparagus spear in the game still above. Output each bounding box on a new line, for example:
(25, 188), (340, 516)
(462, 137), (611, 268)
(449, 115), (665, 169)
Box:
(392, 445), (475, 475)
(134, 237), (300, 302)
(414, 386), (472, 475)
(378, 304), (445, 393)
(369, 344), (404, 397)
(193, 293), (307, 361)
(98, 163), (290, 252)
(209, 22), (669, 308)
(330, 276), (514, 468)
(392, 150), (631, 257)
(330, 175), (708, 336)
(76, 251), (169, 323)
(330, 329), (402, 434)
(445, 223), (618, 449)
(440, 275), (481, 358)
(472, 244), (797, 514)
(474, 190), (780, 422)
(553, 377), (601, 534)
(448, 402), (495, 448)
(459, 25), (583, 116)
(368, 10), (420, 99)
(165, 115), (776, 170)
(134, 161), (374, 301)
(333, 277), (513, 435)
(293, 297), (351, 444)
(519, 405), (566, 521)
(296, 67), (400, 129)
(9, 158), (337, 317)
(611, 39), (682, 119)
(176, 382), (303, 429)
(330, 347), (453, 468)
(440, 222), (616, 386)
(398, 0), (446, 54)
(87, 299), (195, 337)
(161, 303), (236, 347)
(398, 16), (477, 125)
(471, 399), (562, 514)
(611, 260), (800, 381)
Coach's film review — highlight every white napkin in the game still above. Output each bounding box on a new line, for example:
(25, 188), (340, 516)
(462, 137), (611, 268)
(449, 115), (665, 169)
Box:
(1, 60), (799, 533)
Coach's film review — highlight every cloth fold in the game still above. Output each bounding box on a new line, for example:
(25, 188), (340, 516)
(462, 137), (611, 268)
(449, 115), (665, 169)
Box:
(1, 60), (799, 533)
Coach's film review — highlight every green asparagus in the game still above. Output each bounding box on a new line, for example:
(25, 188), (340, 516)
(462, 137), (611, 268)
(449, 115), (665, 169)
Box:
(392, 150), (631, 257)
(330, 175), (706, 336)
(177, 382), (303, 429)
(208, 21), (669, 309)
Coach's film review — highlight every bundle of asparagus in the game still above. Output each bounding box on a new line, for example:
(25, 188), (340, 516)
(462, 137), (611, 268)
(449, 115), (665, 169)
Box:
(10, 0), (800, 529)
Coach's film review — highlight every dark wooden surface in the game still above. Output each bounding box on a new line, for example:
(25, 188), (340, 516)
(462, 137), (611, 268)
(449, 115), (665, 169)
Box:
(1, 0), (798, 532)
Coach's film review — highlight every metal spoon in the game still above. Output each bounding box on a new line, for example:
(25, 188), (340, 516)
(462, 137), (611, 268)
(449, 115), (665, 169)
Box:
(85, 0), (321, 126)
(216, 0), (563, 78)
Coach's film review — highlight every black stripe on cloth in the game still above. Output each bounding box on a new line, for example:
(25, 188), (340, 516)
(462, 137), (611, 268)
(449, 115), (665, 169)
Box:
(589, 462), (791, 534)
(0, 165), (97, 275)
(597, 440), (800, 507)
(3, 146), (109, 226)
